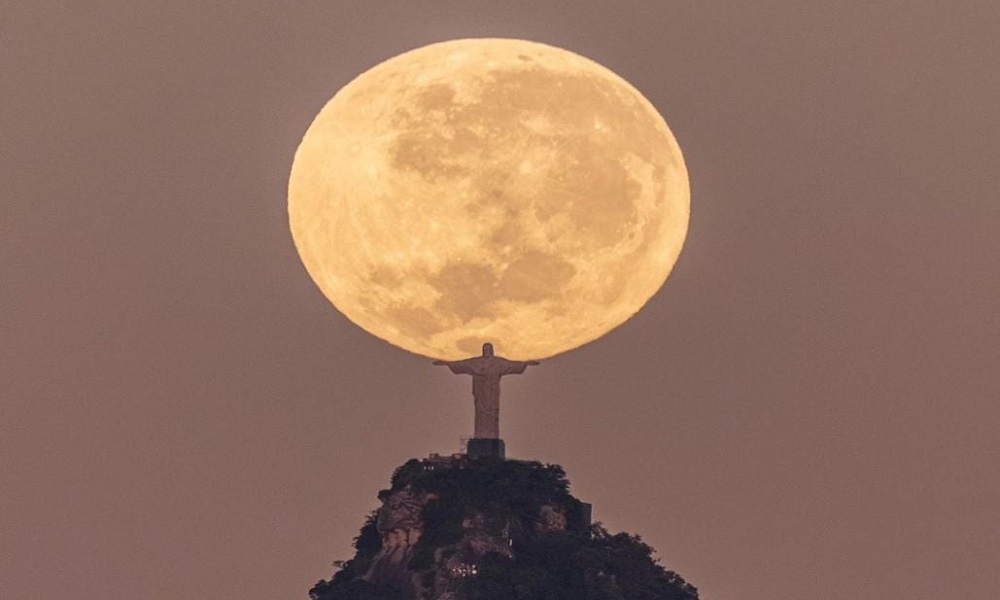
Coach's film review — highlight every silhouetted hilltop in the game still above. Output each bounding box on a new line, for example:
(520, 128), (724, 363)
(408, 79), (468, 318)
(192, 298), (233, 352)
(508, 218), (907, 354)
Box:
(309, 455), (699, 600)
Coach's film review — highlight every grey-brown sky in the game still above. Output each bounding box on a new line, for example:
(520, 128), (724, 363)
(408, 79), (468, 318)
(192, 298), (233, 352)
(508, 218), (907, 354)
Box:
(2, 2), (998, 599)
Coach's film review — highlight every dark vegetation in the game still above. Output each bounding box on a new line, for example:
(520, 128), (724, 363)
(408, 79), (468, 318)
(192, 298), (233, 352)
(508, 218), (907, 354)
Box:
(309, 457), (699, 600)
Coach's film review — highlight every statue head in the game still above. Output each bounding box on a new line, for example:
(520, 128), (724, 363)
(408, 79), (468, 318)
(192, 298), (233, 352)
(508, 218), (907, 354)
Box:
(482, 342), (494, 357)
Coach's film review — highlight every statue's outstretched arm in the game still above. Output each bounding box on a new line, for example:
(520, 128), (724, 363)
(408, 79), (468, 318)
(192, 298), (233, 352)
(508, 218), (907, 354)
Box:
(502, 359), (540, 375)
(433, 358), (476, 375)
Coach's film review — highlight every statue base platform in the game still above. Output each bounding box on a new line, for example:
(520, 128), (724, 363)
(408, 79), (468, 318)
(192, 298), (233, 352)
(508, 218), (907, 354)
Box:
(467, 438), (505, 460)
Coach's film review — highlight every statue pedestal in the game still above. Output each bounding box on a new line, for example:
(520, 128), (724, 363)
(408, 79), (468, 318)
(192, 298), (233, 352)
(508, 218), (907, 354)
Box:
(467, 438), (505, 460)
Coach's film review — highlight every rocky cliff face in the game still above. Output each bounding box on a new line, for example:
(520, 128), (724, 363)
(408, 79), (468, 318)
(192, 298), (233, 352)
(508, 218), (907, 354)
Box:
(361, 456), (570, 599)
(363, 487), (434, 591)
(309, 456), (699, 600)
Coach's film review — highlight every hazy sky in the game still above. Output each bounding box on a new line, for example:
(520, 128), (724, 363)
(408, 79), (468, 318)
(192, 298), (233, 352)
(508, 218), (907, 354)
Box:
(3, 2), (998, 600)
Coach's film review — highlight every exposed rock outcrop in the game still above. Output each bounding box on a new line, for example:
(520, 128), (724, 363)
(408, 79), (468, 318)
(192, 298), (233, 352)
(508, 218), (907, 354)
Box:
(364, 488), (436, 589)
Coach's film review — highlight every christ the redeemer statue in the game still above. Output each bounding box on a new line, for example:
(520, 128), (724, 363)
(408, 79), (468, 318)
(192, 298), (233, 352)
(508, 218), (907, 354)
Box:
(433, 342), (539, 441)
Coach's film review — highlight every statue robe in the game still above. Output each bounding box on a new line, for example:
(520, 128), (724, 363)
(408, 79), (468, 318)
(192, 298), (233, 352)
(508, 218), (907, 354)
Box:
(443, 356), (531, 439)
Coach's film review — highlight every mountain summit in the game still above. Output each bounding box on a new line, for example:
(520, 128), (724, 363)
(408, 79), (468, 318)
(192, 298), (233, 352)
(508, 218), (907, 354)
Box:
(309, 455), (699, 600)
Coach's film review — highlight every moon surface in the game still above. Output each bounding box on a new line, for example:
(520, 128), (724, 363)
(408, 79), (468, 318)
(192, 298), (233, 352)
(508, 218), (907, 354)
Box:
(289, 38), (689, 360)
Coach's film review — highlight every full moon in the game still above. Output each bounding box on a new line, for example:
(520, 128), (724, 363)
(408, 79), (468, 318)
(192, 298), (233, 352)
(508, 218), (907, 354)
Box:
(289, 38), (689, 360)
